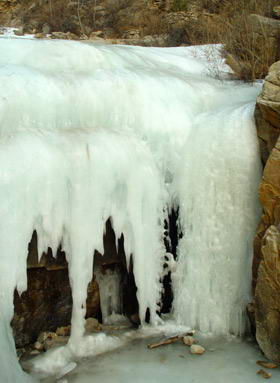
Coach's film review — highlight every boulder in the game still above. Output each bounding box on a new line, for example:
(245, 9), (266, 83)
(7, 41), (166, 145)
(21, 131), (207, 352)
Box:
(255, 61), (280, 163)
(85, 317), (102, 332)
(247, 15), (280, 70)
(255, 226), (280, 363)
(248, 14), (280, 38)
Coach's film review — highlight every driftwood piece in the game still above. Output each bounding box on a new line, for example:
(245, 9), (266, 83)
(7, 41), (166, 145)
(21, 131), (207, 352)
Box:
(147, 331), (195, 349)
(256, 361), (278, 369)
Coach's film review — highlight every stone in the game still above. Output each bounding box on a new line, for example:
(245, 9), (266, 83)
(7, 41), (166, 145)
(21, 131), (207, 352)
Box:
(37, 331), (57, 344)
(255, 61), (280, 164)
(56, 325), (71, 337)
(183, 336), (196, 346)
(35, 33), (46, 39)
(248, 14), (280, 38)
(33, 341), (44, 351)
(257, 360), (278, 369)
(257, 369), (272, 379)
(85, 317), (101, 332)
(190, 344), (205, 355)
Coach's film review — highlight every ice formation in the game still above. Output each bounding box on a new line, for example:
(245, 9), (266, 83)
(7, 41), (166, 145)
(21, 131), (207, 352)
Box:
(95, 266), (123, 324)
(0, 38), (262, 381)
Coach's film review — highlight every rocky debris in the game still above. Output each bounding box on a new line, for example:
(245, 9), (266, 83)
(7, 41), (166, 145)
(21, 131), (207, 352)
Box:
(37, 331), (57, 350)
(56, 325), (71, 337)
(85, 318), (102, 333)
(35, 33), (47, 39)
(183, 336), (197, 346)
(257, 369), (272, 379)
(90, 30), (105, 39)
(121, 29), (140, 39)
(87, 33), (170, 47)
(33, 341), (44, 352)
(190, 344), (205, 355)
(257, 360), (278, 369)
(51, 31), (79, 40)
(31, 330), (70, 353)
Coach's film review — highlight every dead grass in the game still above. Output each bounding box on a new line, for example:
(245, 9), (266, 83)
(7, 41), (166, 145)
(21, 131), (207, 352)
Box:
(183, 0), (280, 80)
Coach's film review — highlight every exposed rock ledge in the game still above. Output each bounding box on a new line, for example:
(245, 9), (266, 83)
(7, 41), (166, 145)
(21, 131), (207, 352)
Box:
(253, 60), (280, 362)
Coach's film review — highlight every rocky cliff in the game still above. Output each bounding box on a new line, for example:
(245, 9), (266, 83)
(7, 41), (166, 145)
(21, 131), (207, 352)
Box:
(253, 60), (280, 362)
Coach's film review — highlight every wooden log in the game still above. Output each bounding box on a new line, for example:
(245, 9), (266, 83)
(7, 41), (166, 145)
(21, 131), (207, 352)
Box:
(147, 331), (195, 349)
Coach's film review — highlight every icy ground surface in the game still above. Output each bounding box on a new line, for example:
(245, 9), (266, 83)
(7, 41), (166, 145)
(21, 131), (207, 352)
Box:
(37, 335), (280, 383)
(0, 37), (262, 382)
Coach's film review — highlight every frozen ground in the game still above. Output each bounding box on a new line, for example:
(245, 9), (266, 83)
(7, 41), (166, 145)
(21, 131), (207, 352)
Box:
(36, 335), (280, 383)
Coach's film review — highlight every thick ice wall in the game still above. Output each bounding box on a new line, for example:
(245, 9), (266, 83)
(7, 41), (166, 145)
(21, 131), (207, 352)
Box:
(173, 104), (262, 335)
(0, 39), (262, 381)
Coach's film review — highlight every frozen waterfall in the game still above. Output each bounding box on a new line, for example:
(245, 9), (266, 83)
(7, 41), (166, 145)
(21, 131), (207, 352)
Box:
(0, 38), (261, 382)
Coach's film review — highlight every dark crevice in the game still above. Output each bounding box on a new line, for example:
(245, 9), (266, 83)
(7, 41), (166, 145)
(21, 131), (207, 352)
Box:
(161, 207), (181, 314)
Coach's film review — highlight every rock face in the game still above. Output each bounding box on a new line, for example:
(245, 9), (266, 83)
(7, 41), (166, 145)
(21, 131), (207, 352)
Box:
(11, 232), (100, 348)
(248, 14), (280, 75)
(255, 226), (280, 362)
(11, 219), (136, 348)
(253, 60), (280, 362)
(255, 61), (280, 164)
